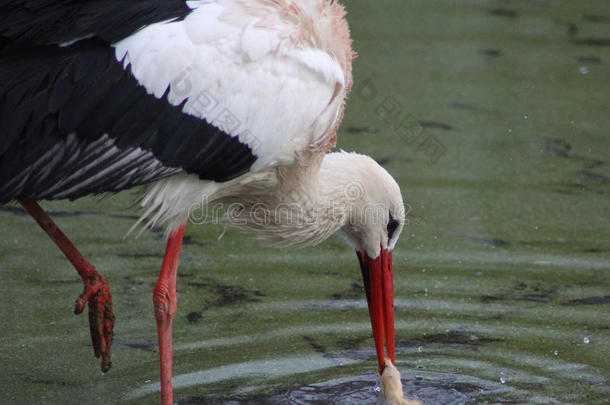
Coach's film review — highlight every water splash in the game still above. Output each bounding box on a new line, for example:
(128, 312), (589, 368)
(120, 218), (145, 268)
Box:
(374, 376), (382, 393)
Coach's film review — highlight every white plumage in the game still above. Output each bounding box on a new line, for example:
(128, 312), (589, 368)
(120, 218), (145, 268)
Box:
(138, 151), (405, 256)
(114, 0), (348, 171)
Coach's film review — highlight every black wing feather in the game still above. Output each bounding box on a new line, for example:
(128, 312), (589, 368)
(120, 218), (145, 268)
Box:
(0, 0), (191, 50)
(0, 1), (257, 203)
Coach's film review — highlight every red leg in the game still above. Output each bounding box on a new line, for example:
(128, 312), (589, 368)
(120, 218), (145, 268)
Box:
(153, 223), (186, 405)
(19, 201), (114, 372)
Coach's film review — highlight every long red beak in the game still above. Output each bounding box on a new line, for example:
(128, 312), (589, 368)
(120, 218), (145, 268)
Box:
(357, 247), (395, 374)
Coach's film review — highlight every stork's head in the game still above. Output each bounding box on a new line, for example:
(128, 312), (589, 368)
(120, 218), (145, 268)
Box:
(321, 152), (405, 374)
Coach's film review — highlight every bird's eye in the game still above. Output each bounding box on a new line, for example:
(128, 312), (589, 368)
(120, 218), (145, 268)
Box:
(387, 212), (399, 240)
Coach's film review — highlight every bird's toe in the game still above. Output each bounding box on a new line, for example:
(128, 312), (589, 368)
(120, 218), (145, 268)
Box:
(74, 271), (115, 372)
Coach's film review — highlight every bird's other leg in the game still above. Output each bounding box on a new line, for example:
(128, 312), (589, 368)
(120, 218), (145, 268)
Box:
(18, 201), (114, 372)
(154, 223), (186, 405)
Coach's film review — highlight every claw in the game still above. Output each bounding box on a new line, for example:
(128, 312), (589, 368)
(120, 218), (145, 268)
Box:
(74, 271), (115, 372)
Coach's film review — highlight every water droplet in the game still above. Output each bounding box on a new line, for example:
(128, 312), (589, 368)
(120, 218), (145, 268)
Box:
(418, 346), (423, 352)
(524, 115), (528, 119)
(374, 378), (382, 392)
(508, 128), (512, 133)
(579, 66), (589, 74)
(534, 226), (538, 230)
(583, 336), (590, 344)
(553, 350), (559, 356)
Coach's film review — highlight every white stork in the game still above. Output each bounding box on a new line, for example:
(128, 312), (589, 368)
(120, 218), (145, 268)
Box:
(1, 0), (411, 404)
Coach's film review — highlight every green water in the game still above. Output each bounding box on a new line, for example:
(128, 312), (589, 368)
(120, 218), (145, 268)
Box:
(1, 0), (608, 404)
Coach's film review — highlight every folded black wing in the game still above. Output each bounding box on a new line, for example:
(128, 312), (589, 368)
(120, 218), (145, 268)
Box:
(0, 1), (257, 203)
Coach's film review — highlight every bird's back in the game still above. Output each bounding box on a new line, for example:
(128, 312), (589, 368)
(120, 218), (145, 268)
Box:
(0, 0), (352, 204)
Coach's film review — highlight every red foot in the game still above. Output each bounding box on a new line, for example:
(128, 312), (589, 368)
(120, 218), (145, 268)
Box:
(19, 201), (115, 372)
(74, 270), (115, 373)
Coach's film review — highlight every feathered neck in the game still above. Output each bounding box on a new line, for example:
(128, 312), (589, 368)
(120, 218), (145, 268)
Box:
(221, 152), (353, 248)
